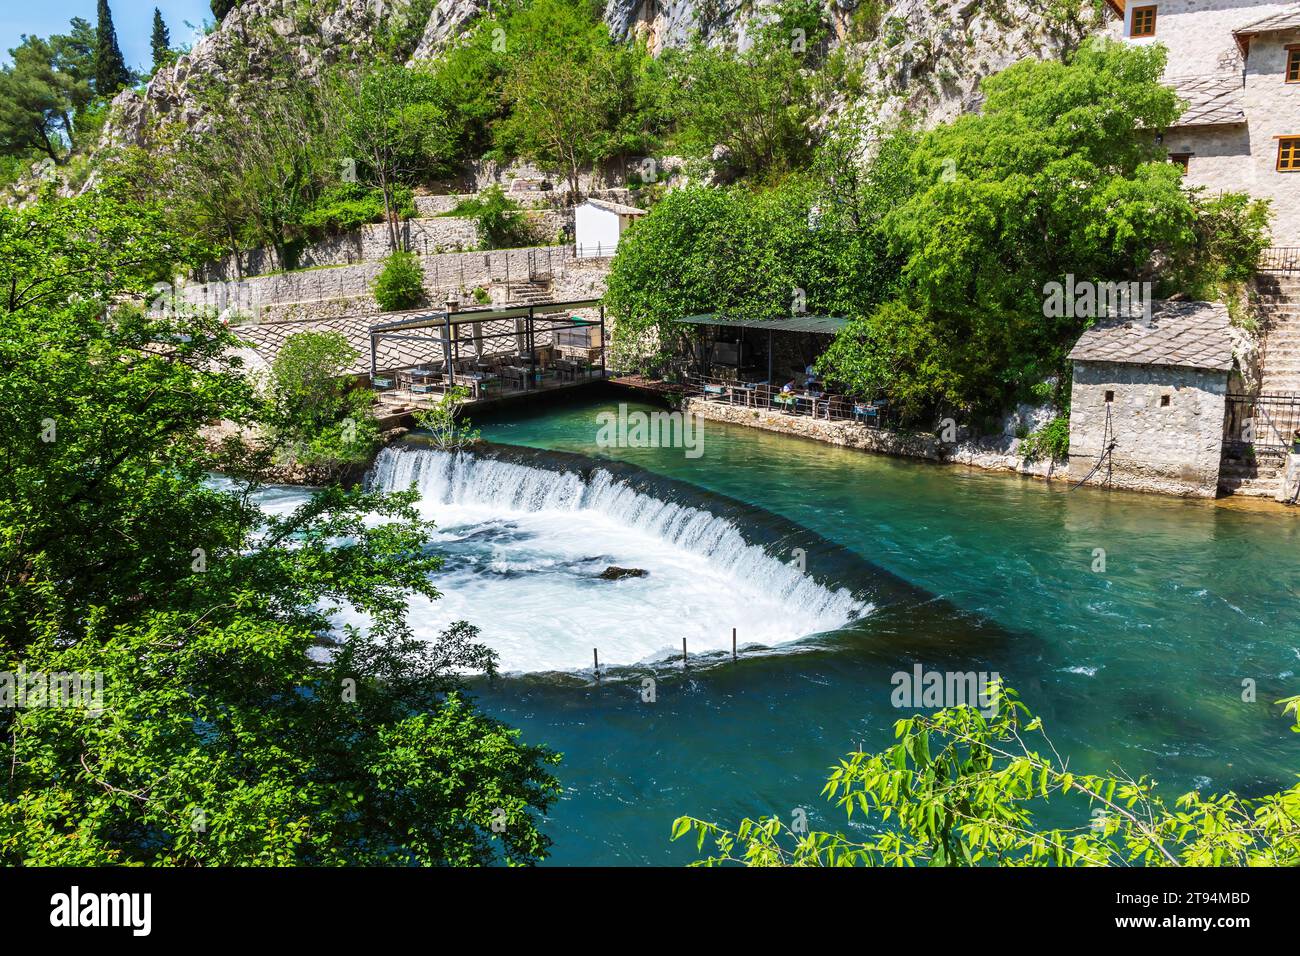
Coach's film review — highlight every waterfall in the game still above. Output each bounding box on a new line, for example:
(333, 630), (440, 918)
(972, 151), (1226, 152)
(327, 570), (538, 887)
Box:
(369, 445), (869, 635)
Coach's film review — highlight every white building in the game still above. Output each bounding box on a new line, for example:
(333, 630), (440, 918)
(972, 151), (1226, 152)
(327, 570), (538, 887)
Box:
(574, 199), (647, 259)
(1107, 0), (1300, 243)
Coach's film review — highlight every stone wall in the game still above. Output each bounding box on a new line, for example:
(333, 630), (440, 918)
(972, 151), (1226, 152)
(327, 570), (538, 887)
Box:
(1106, 0), (1290, 71)
(1066, 359), (1229, 497)
(1242, 26), (1300, 245)
(200, 209), (573, 282)
(683, 398), (1061, 479)
(683, 398), (946, 458)
(176, 245), (612, 325)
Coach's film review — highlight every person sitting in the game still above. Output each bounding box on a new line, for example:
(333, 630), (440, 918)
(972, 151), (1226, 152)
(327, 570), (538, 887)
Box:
(782, 379), (797, 394)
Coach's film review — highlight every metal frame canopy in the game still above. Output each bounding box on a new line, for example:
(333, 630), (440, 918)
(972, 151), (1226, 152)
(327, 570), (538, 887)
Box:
(368, 297), (606, 380)
(674, 314), (849, 383)
(674, 314), (849, 335)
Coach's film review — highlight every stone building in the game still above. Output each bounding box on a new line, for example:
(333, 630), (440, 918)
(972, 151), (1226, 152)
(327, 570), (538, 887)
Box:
(1106, 0), (1300, 243)
(1066, 301), (1235, 497)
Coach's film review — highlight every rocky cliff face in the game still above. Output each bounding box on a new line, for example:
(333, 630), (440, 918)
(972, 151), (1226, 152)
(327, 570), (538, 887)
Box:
(98, 0), (1113, 168)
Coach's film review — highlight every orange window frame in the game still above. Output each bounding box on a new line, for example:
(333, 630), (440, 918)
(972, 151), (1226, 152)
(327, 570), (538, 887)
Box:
(1279, 137), (1300, 172)
(1131, 5), (1158, 38)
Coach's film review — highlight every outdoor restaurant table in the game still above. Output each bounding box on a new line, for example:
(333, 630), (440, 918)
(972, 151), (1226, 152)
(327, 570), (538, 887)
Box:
(501, 365), (530, 390)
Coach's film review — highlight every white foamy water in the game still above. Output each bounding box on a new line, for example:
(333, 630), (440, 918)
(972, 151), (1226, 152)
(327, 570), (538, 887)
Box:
(358, 447), (869, 672)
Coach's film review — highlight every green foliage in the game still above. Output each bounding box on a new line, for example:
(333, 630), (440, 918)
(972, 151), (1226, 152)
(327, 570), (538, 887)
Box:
(150, 8), (172, 72)
(264, 331), (380, 474)
(373, 249), (425, 311)
(211, 0), (238, 20)
(301, 182), (415, 235)
(665, 4), (828, 181)
(336, 63), (455, 250)
(0, 22), (97, 164)
(492, 0), (666, 198)
(1020, 415), (1071, 462)
(415, 386), (482, 451)
(94, 0), (132, 99)
(606, 175), (900, 374)
(674, 686), (1300, 866)
(450, 185), (534, 249)
(0, 185), (561, 866)
(816, 39), (1262, 423)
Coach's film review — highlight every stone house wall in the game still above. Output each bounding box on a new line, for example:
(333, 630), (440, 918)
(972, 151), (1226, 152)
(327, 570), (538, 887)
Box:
(1108, 0), (1291, 70)
(1066, 359), (1229, 496)
(1242, 26), (1300, 244)
(1109, 2), (1300, 244)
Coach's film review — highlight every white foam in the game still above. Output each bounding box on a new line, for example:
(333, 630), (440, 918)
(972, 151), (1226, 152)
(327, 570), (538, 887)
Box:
(358, 447), (869, 672)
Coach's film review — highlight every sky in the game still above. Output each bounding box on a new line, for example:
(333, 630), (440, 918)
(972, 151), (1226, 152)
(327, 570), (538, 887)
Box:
(0, 0), (215, 70)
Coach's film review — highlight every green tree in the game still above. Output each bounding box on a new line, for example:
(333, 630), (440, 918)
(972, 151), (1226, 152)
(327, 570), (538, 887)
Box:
(373, 249), (425, 311)
(211, 0), (238, 20)
(667, 8), (826, 182)
(150, 8), (172, 72)
(0, 184), (561, 865)
(416, 386), (482, 451)
(451, 185), (534, 249)
(0, 29), (95, 164)
(605, 180), (897, 373)
(94, 0), (132, 99)
(263, 331), (381, 477)
(817, 39), (1261, 422)
(674, 686), (1300, 866)
(337, 63), (454, 251)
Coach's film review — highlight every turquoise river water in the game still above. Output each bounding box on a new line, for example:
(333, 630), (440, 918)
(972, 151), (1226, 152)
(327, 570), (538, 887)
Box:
(361, 389), (1300, 865)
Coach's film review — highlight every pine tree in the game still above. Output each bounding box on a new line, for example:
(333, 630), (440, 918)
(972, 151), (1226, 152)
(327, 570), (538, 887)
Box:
(94, 0), (131, 98)
(150, 9), (171, 71)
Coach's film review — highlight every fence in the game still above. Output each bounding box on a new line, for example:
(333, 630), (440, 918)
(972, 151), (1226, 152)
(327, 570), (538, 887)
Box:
(1259, 247), (1300, 273)
(685, 373), (890, 427)
(1224, 392), (1300, 451)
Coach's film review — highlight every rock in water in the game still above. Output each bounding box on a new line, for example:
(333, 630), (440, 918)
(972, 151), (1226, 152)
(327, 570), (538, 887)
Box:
(598, 566), (648, 580)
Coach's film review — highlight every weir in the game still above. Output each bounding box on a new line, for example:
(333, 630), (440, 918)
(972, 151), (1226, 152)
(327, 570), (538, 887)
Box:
(367, 442), (1016, 672)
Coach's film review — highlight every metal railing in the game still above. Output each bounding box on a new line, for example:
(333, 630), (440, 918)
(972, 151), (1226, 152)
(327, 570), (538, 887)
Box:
(684, 373), (889, 427)
(1224, 392), (1300, 451)
(1259, 248), (1300, 273)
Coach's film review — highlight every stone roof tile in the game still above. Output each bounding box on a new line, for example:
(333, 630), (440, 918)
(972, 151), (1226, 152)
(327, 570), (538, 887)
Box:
(1067, 300), (1234, 371)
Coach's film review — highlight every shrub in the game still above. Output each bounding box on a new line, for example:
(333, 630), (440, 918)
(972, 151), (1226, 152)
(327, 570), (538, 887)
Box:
(302, 183), (415, 235)
(373, 250), (425, 311)
(449, 186), (534, 249)
(1020, 416), (1071, 462)
(264, 331), (379, 473)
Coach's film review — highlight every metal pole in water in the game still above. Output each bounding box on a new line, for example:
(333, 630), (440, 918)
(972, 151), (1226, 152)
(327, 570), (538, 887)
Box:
(732, 628), (737, 661)
(682, 638), (687, 668)
(593, 648), (599, 680)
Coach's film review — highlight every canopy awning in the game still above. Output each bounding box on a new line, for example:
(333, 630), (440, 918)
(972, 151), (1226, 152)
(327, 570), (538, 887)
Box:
(675, 314), (849, 335)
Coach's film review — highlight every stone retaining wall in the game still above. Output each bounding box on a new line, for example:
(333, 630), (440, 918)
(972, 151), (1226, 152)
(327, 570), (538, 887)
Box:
(683, 399), (1061, 480)
(199, 210), (573, 282)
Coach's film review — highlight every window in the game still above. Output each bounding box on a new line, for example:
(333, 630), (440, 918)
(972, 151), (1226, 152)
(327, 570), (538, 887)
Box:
(1169, 153), (1191, 174)
(1131, 5), (1157, 38)
(1288, 47), (1300, 83)
(1160, 394), (1171, 407)
(1280, 137), (1300, 172)
(1105, 390), (1115, 403)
